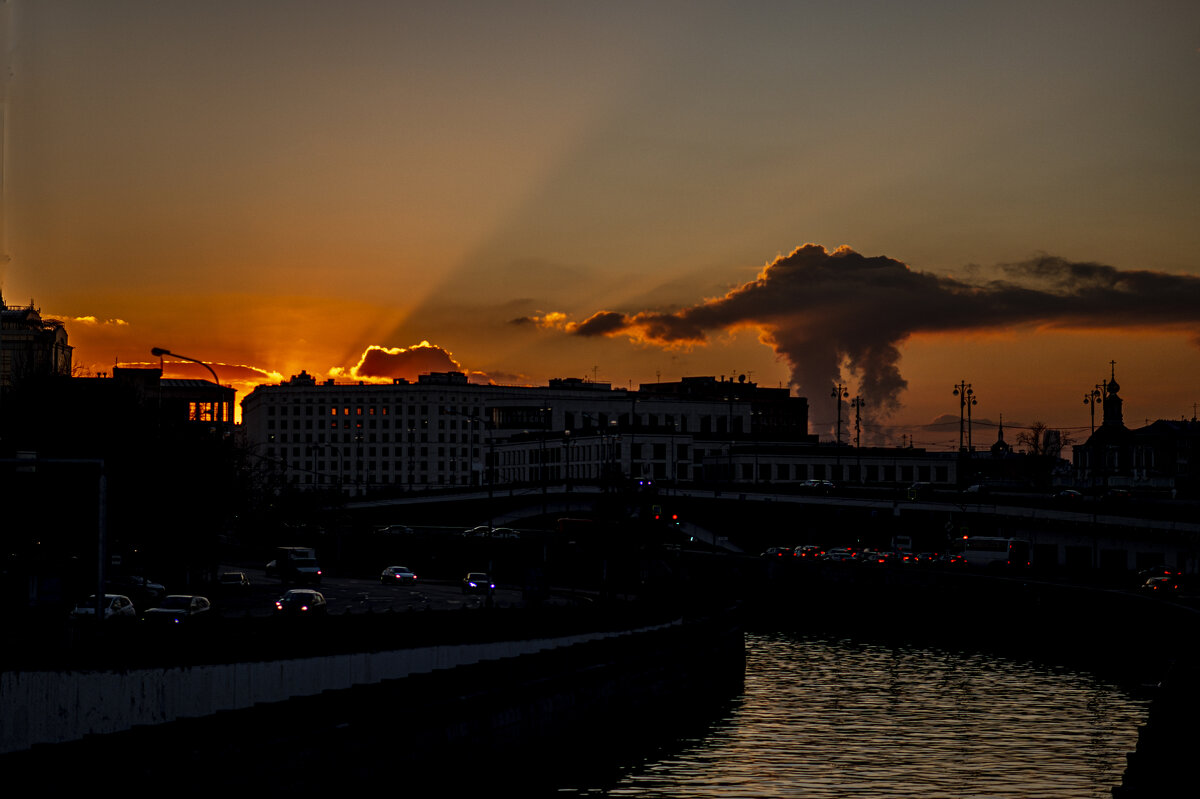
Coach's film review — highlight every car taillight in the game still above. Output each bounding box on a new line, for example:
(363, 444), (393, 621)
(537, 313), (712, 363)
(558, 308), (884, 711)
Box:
(300, 605), (309, 611)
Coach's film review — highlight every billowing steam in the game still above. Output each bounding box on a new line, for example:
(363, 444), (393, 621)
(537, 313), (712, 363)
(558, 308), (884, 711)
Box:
(566, 244), (1200, 416)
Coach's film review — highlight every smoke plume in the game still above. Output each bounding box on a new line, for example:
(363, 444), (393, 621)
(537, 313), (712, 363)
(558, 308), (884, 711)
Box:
(569, 244), (1200, 416)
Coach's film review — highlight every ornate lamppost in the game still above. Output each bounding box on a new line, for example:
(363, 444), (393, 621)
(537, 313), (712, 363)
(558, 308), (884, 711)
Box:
(1083, 384), (1104, 435)
(832, 383), (849, 474)
(952, 381), (975, 452)
(851, 395), (865, 448)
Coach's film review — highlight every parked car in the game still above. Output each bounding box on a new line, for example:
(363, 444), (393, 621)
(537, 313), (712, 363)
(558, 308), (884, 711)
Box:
(793, 545), (824, 559)
(273, 589), (327, 616)
(71, 594), (136, 621)
(461, 572), (495, 595)
(760, 547), (793, 558)
(143, 594), (212, 624)
(105, 575), (165, 604)
(380, 566), (417, 584)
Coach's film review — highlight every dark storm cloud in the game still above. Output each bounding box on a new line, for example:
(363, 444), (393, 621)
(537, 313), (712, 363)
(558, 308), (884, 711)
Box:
(573, 311), (630, 337)
(571, 244), (1200, 416)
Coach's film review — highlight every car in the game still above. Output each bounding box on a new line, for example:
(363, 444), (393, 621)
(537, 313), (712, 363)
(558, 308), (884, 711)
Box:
(219, 571), (250, 589)
(1137, 564), (1180, 583)
(799, 479), (836, 494)
(1139, 576), (1182, 596)
(488, 527), (521, 539)
(70, 594), (136, 621)
(143, 594), (212, 624)
(760, 547), (793, 558)
(793, 545), (824, 559)
(375, 524), (414, 535)
(105, 575), (166, 604)
(380, 566), (417, 584)
(859, 550), (893, 567)
(267, 557), (322, 585)
(1054, 489), (1083, 500)
(461, 572), (495, 595)
(822, 548), (858, 563)
(461, 525), (492, 537)
(906, 482), (933, 500)
(273, 589), (327, 616)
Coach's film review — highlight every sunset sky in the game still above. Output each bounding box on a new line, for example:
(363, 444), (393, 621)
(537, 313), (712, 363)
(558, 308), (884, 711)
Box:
(4, 1), (1199, 446)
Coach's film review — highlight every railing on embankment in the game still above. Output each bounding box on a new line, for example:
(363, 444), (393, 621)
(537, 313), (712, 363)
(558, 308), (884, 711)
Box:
(0, 602), (744, 790)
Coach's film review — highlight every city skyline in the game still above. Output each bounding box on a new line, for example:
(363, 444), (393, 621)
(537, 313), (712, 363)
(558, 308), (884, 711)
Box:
(3, 2), (1198, 444)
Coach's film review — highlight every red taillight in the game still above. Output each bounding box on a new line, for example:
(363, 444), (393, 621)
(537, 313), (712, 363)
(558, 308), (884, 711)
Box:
(300, 605), (309, 611)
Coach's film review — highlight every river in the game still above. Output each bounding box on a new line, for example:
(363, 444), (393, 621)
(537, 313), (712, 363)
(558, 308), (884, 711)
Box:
(556, 632), (1151, 797)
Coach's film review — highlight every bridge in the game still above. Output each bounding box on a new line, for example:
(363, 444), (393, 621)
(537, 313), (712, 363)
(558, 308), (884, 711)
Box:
(347, 482), (1200, 573)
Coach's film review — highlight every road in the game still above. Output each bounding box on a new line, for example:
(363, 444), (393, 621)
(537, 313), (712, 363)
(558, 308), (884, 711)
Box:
(213, 565), (526, 617)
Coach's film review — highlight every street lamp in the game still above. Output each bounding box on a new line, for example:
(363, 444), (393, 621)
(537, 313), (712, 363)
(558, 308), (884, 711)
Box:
(850, 395), (865, 448)
(152, 347), (225, 425)
(306, 443), (344, 493)
(1083, 384), (1104, 435)
(832, 384), (849, 476)
(952, 381), (976, 452)
(831, 384), (849, 445)
(151, 347), (220, 385)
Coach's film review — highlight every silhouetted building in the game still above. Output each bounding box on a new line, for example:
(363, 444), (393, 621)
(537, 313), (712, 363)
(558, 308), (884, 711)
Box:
(1073, 371), (1199, 493)
(1, 366), (238, 605)
(0, 295), (72, 389)
(639, 375), (814, 442)
(241, 371), (958, 496)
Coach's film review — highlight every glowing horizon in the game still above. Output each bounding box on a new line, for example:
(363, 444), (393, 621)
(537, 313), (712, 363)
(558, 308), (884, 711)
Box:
(4, 2), (1198, 445)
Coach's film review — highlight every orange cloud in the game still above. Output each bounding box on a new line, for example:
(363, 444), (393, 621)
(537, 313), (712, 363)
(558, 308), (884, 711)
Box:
(341, 341), (465, 382)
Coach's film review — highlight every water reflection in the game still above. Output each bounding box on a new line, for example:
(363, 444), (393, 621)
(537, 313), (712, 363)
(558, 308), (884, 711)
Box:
(563, 633), (1149, 798)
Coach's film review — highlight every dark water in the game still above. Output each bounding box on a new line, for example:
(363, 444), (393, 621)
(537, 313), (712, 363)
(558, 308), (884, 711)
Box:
(559, 632), (1150, 797)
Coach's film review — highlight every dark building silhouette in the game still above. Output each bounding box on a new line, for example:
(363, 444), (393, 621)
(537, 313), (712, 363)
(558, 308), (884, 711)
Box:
(1, 363), (238, 608)
(638, 375), (815, 443)
(0, 295), (73, 389)
(1073, 370), (1199, 494)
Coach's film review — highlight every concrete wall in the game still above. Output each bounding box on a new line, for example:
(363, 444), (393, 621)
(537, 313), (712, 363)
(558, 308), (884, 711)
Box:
(0, 622), (677, 755)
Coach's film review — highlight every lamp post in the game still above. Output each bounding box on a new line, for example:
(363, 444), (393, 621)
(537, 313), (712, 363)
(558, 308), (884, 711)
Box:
(831, 384), (849, 446)
(151, 347), (219, 385)
(850, 395), (865, 448)
(151, 347), (224, 424)
(445, 408), (495, 513)
(1083, 384), (1104, 435)
(563, 429), (572, 491)
(850, 395), (866, 485)
(952, 381), (975, 452)
(967, 388), (979, 452)
(832, 383), (848, 476)
(307, 443), (343, 493)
